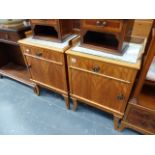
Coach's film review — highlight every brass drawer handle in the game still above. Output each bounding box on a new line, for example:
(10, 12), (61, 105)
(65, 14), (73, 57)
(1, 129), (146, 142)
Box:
(102, 21), (107, 26)
(96, 20), (107, 27)
(92, 66), (100, 73)
(117, 94), (124, 101)
(35, 52), (42, 57)
(96, 20), (102, 26)
(25, 49), (30, 53)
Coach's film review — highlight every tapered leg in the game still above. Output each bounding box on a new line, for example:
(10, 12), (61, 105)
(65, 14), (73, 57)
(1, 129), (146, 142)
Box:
(119, 121), (126, 131)
(63, 94), (70, 109)
(114, 115), (120, 130)
(0, 74), (3, 79)
(72, 98), (78, 111)
(33, 85), (40, 96)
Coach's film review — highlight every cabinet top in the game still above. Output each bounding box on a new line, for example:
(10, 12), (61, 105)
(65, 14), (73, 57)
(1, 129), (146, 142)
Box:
(18, 34), (78, 52)
(66, 37), (147, 70)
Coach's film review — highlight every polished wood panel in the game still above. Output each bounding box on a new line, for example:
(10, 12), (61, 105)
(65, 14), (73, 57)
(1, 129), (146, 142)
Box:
(25, 55), (67, 91)
(22, 45), (63, 62)
(68, 55), (137, 82)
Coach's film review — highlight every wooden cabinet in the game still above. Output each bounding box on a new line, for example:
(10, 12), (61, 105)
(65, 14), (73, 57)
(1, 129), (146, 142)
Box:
(120, 28), (155, 134)
(0, 24), (36, 91)
(30, 19), (73, 42)
(18, 36), (78, 109)
(66, 50), (141, 129)
(80, 19), (133, 55)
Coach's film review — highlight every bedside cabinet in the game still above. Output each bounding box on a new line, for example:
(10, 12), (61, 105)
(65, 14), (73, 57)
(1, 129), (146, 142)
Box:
(80, 19), (133, 55)
(66, 38), (144, 129)
(30, 19), (73, 42)
(19, 35), (78, 109)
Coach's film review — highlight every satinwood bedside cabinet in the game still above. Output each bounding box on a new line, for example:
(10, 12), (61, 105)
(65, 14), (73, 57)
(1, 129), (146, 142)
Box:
(66, 36), (146, 129)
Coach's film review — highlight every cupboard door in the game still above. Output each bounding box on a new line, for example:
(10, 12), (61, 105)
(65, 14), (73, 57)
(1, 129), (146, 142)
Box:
(70, 68), (130, 112)
(26, 56), (67, 91)
(89, 74), (129, 112)
(70, 68), (91, 99)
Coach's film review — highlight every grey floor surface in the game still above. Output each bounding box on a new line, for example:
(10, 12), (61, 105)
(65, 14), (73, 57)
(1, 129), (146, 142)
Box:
(0, 77), (140, 135)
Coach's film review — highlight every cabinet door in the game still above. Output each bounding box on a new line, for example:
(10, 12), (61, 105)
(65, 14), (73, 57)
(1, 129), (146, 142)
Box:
(70, 68), (91, 99)
(26, 56), (67, 91)
(89, 73), (129, 112)
(70, 68), (130, 113)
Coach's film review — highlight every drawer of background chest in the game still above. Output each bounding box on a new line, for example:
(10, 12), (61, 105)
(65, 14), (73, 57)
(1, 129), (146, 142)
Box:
(82, 19), (123, 32)
(68, 55), (137, 82)
(0, 31), (20, 42)
(21, 45), (63, 63)
(31, 19), (58, 26)
(126, 106), (155, 133)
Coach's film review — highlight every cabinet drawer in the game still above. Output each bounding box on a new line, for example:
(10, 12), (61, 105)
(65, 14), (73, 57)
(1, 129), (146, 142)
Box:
(31, 19), (57, 26)
(82, 20), (123, 32)
(22, 45), (63, 63)
(68, 55), (136, 82)
(0, 31), (20, 42)
(126, 106), (155, 134)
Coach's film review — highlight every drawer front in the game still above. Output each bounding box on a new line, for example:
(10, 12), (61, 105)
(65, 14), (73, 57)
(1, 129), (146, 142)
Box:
(31, 19), (58, 26)
(22, 45), (63, 63)
(82, 19), (123, 32)
(0, 31), (20, 42)
(68, 55), (137, 83)
(126, 106), (155, 134)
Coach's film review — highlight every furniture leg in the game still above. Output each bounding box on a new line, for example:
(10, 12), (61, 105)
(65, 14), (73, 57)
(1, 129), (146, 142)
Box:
(72, 98), (78, 111)
(119, 121), (126, 131)
(0, 74), (3, 79)
(62, 94), (70, 109)
(114, 115), (120, 130)
(33, 85), (40, 96)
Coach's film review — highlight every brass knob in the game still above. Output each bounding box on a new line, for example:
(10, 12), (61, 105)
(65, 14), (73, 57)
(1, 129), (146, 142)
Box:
(92, 66), (100, 73)
(35, 52), (42, 57)
(117, 94), (124, 101)
(25, 49), (30, 53)
(96, 20), (102, 26)
(102, 21), (107, 26)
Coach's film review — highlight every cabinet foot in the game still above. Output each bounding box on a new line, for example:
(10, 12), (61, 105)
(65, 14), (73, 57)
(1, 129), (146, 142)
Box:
(114, 116), (120, 130)
(119, 121), (126, 131)
(33, 85), (40, 96)
(72, 98), (78, 111)
(63, 94), (70, 109)
(0, 74), (3, 79)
